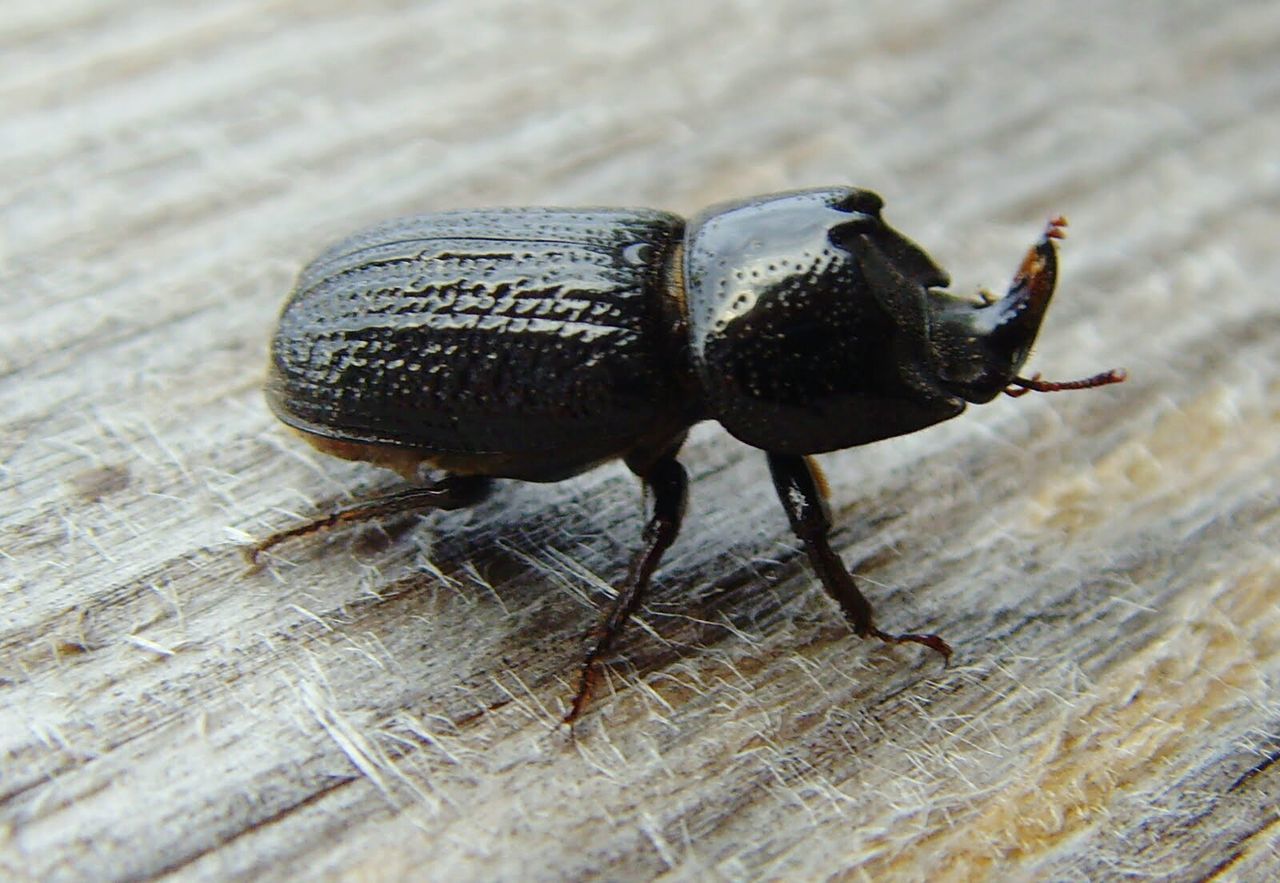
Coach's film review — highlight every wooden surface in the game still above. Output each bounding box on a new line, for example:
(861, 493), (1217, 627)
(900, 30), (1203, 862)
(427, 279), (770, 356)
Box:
(3, 1), (1278, 880)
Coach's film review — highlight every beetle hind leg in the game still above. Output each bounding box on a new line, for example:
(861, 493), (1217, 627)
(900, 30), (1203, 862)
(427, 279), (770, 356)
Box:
(247, 474), (493, 565)
(766, 453), (952, 661)
(565, 451), (688, 724)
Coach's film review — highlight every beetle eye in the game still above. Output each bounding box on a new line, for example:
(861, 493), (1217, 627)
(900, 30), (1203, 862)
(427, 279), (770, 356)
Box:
(834, 190), (884, 216)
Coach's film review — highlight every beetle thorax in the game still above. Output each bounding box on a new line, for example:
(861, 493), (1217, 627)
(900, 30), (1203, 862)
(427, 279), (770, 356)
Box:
(682, 188), (965, 454)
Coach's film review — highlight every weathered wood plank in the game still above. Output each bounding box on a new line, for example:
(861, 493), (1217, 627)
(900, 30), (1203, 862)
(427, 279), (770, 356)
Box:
(2, 1), (1278, 880)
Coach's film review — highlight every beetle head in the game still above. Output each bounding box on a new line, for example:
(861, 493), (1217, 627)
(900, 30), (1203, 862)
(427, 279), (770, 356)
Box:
(926, 221), (1061, 403)
(857, 215), (1125, 406)
(851, 215), (1064, 404)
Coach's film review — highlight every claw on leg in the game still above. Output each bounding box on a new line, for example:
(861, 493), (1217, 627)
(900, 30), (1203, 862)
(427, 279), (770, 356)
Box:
(768, 453), (951, 666)
(867, 627), (952, 661)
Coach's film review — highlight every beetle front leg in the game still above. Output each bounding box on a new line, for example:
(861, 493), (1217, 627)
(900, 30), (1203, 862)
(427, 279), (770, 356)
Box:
(248, 474), (493, 564)
(565, 453), (688, 724)
(766, 453), (951, 661)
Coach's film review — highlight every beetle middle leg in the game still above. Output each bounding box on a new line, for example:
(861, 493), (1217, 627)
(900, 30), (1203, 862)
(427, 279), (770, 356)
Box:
(565, 451), (688, 724)
(248, 474), (493, 564)
(766, 453), (952, 660)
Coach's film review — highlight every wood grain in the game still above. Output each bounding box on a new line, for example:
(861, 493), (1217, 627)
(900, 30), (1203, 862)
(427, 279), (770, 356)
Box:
(2, 1), (1277, 880)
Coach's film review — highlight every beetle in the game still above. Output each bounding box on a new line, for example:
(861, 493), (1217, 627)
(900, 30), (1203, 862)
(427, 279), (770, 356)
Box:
(251, 187), (1124, 722)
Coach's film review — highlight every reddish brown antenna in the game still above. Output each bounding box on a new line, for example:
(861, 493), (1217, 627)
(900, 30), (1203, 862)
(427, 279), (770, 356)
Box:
(1004, 368), (1127, 398)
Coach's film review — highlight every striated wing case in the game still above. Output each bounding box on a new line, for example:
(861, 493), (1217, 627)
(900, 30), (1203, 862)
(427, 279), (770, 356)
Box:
(267, 208), (689, 472)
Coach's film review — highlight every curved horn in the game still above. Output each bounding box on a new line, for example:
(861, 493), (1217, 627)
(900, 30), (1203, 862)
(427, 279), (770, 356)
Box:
(989, 216), (1065, 349)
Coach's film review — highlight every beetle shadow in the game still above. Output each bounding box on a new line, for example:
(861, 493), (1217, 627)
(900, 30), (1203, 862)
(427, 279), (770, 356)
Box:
(261, 454), (941, 729)
(253, 452), (957, 729)
(383, 475), (831, 714)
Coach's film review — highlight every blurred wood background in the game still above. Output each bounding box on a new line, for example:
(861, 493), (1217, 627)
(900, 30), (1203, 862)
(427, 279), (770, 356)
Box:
(2, 1), (1277, 880)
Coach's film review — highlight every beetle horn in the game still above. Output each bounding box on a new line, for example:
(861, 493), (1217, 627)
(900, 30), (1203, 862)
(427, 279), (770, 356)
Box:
(985, 217), (1127, 398)
(986, 216), (1065, 351)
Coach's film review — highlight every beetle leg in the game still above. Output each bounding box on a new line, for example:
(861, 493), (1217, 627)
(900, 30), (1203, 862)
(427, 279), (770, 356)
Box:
(247, 474), (493, 564)
(565, 453), (688, 724)
(766, 453), (952, 661)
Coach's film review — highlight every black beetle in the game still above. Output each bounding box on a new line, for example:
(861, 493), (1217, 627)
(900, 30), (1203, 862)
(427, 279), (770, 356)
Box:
(252, 187), (1123, 721)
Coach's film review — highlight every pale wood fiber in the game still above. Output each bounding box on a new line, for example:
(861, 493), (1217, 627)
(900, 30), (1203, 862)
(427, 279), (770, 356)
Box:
(2, 1), (1278, 880)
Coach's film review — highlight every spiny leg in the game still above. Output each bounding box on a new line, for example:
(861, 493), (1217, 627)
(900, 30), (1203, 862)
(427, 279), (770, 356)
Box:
(564, 452), (688, 724)
(766, 452), (951, 660)
(248, 474), (493, 564)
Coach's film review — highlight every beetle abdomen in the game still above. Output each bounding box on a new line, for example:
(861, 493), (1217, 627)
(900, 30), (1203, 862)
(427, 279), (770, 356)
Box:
(267, 208), (691, 477)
